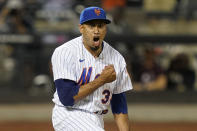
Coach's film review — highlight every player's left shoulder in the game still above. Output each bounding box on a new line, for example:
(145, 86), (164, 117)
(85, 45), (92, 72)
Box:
(104, 42), (126, 63)
(103, 42), (126, 73)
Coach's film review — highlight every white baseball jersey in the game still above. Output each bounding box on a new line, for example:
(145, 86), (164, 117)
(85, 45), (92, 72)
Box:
(51, 36), (132, 130)
(52, 36), (132, 111)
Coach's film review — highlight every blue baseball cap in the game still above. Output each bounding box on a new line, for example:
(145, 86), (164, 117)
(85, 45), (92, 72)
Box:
(80, 7), (111, 24)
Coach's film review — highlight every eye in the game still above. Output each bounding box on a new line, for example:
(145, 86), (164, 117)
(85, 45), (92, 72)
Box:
(100, 23), (106, 28)
(89, 23), (96, 27)
(98, 24), (102, 28)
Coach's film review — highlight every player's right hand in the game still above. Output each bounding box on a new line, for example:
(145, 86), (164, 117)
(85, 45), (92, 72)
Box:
(100, 65), (116, 83)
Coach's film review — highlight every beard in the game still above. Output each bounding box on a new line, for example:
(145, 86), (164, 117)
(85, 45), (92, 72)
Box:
(90, 46), (100, 51)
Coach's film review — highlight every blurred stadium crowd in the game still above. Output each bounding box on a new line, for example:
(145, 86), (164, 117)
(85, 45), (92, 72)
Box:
(1, 0), (197, 103)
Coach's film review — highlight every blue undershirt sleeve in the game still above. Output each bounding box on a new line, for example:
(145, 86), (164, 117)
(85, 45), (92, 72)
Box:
(55, 79), (80, 106)
(110, 92), (128, 114)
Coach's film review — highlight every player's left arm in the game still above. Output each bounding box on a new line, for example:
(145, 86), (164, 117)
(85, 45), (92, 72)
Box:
(111, 57), (132, 130)
(111, 93), (130, 131)
(114, 113), (130, 131)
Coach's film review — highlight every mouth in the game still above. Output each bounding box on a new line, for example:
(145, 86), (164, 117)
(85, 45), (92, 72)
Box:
(93, 36), (100, 46)
(93, 37), (99, 42)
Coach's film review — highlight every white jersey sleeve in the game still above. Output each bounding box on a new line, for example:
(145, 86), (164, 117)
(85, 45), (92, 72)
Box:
(113, 58), (133, 94)
(51, 47), (76, 81)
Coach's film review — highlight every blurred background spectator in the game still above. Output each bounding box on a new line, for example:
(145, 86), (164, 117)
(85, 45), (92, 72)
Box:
(131, 46), (167, 92)
(102, 0), (126, 24)
(166, 53), (196, 92)
(0, 0), (34, 33)
(101, 0), (127, 33)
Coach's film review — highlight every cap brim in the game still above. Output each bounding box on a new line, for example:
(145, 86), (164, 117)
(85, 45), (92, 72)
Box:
(81, 18), (111, 24)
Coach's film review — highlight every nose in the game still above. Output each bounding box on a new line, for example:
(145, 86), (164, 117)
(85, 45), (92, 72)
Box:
(93, 26), (99, 34)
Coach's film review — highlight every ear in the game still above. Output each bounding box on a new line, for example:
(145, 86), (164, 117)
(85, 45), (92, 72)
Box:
(79, 24), (83, 34)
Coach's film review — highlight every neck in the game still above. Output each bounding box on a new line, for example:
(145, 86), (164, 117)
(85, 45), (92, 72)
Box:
(84, 44), (102, 58)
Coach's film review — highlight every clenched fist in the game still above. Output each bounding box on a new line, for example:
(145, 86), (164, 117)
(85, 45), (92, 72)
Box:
(100, 65), (116, 84)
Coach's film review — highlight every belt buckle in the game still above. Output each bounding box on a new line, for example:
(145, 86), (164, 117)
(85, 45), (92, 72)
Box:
(94, 109), (108, 115)
(102, 109), (108, 114)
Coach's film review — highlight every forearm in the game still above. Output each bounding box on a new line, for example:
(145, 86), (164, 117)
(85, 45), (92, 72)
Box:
(114, 113), (130, 131)
(74, 77), (105, 101)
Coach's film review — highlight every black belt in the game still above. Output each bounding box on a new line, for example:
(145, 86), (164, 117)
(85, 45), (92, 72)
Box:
(66, 107), (108, 115)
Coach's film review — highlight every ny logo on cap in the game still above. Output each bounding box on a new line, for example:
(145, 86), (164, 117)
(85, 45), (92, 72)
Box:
(94, 8), (101, 16)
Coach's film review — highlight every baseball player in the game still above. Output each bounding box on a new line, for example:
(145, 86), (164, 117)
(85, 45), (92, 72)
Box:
(51, 6), (133, 131)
